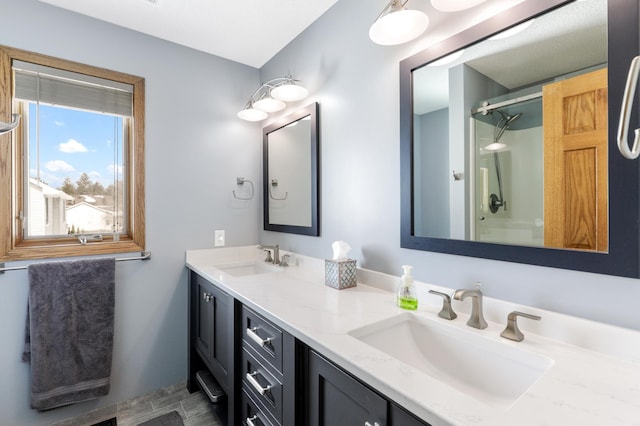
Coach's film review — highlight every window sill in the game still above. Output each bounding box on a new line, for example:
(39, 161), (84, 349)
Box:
(2, 239), (145, 261)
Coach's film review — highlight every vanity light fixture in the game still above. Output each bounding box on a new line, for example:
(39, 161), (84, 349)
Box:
(369, 0), (429, 46)
(237, 76), (308, 121)
(431, 0), (486, 12)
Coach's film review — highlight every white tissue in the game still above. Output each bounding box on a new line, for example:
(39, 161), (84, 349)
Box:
(331, 240), (351, 261)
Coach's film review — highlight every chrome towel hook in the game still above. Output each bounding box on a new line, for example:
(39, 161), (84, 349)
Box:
(0, 114), (20, 135)
(617, 55), (640, 159)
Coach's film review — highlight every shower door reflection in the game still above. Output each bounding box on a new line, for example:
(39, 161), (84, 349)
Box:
(471, 66), (608, 251)
(472, 96), (544, 247)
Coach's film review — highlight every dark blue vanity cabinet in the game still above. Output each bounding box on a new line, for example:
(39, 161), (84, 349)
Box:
(188, 271), (237, 425)
(188, 271), (297, 426)
(306, 350), (430, 426)
(306, 349), (387, 426)
(240, 305), (298, 426)
(188, 271), (429, 426)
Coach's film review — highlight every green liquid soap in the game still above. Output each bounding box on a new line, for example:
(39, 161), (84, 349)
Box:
(396, 265), (418, 310)
(398, 297), (418, 310)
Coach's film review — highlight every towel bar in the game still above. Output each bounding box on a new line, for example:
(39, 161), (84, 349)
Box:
(0, 251), (151, 274)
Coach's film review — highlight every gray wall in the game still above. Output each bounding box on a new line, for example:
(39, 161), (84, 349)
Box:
(259, 0), (640, 331)
(0, 0), (262, 424)
(414, 108), (450, 238)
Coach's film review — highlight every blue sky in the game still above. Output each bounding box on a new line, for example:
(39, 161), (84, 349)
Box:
(29, 103), (123, 189)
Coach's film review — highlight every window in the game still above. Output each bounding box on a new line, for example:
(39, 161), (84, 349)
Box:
(0, 46), (145, 260)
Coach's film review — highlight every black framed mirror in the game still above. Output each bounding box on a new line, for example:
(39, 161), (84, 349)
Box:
(400, 0), (640, 277)
(263, 102), (319, 236)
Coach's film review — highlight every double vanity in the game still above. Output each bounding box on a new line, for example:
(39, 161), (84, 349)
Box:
(186, 246), (640, 425)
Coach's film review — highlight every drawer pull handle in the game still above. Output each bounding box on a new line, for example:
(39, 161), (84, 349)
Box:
(246, 415), (258, 426)
(364, 422), (381, 426)
(246, 371), (272, 395)
(247, 327), (272, 347)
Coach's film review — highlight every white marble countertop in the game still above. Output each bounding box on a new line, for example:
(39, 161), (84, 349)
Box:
(186, 247), (640, 426)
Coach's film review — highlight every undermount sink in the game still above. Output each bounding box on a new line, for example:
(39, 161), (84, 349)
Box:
(216, 261), (283, 277)
(348, 313), (553, 409)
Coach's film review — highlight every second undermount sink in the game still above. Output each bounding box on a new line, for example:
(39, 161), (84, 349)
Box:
(216, 261), (283, 277)
(348, 313), (553, 409)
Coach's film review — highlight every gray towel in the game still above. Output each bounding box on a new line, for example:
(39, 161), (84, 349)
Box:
(24, 258), (116, 410)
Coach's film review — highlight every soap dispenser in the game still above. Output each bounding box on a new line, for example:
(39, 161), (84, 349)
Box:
(397, 265), (418, 310)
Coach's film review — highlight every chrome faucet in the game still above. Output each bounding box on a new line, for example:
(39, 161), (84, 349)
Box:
(453, 285), (488, 329)
(257, 244), (280, 265)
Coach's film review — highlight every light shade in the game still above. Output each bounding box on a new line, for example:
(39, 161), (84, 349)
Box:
(427, 49), (464, 67)
(237, 76), (309, 121)
(271, 83), (308, 102)
(483, 142), (507, 151)
(253, 96), (286, 112)
(237, 106), (268, 121)
(369, 1), (429, 46)
(431, 0), (486, 12)
(488, 20), (535, 40)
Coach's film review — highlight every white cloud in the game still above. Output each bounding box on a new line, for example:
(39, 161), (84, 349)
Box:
(54, 120), (64, 127)
(30, 169), (65, 186)
(59, 139), (88, 153)
(45, 160), (75, 172)
(89, 170), (102, 179)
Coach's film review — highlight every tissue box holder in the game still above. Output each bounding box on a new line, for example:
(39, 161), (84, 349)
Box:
(325, 259), (357, 290)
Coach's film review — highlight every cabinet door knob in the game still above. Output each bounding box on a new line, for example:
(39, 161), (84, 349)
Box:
(246, 415), (258, 426)
(246, 371), (272, 395)
(364, 422), (381, 426)
(202, 293), (213, 302)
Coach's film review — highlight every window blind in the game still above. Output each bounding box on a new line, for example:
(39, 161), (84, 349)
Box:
(13, 60), (133, 116)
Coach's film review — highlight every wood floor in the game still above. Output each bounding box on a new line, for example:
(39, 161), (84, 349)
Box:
(51, 382), (222, 426)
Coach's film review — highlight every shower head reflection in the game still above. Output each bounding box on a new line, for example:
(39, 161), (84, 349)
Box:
(494, 109), (523, 142)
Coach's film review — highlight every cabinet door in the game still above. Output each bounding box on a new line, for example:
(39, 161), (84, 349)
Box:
(195, 276), (214, 365)
(307, 350), (387, 426)
(194, 274), (233, 390)
(390, 403), (430, 426)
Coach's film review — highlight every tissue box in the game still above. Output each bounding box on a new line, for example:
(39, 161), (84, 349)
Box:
(325, 259), (357, 290)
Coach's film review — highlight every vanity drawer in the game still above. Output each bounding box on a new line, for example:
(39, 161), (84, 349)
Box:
(242, 347), (283, 424)
(242, 305), (283, 373)
(241, 389), (276, 426)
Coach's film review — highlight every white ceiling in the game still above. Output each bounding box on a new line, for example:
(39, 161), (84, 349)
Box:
(413, 0), (607, 115)
(37, 0), (340, 68)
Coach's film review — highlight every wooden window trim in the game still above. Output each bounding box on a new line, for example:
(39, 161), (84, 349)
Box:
(0, 45), (145, 261)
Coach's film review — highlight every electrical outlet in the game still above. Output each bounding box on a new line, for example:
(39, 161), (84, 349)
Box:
(214, 230), (225, 247)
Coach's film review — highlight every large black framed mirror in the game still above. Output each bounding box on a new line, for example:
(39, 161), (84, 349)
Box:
(263, 102), (319, 236)
(400, 0), (640, 277)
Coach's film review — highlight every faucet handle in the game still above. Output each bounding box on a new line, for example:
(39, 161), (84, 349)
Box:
(428, 290), (457, 320)
(500, 311), (541, 342)
(263, 250), (273, 263)
(281, 254), (290, 267)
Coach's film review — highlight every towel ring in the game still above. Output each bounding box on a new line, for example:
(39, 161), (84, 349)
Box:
(233, 177), (254, 200)
(269, 179), (288, 200)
